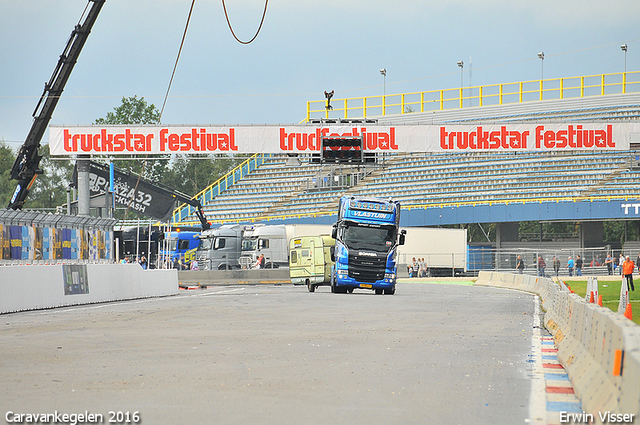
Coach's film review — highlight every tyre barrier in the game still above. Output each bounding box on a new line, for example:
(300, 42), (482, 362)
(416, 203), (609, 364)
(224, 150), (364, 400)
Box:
(476, 271), (640, 423)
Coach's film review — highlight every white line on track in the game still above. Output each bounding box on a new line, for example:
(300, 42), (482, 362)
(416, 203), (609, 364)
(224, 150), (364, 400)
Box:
(527, 295), (547, 424)
(17, 287), (247, 316)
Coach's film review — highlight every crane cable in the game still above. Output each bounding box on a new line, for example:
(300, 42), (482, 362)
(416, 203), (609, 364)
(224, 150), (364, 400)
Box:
(222, 0), (269, 45)
(121, 0), (196, 227)
(123, 0), (267, 226)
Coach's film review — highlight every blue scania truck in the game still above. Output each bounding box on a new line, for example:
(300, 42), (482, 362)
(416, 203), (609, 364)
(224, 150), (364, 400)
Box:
(330, 196), (406, 295)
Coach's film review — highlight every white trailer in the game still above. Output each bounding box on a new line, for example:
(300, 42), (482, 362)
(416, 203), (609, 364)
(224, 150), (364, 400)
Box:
(397, 227), (467, 276)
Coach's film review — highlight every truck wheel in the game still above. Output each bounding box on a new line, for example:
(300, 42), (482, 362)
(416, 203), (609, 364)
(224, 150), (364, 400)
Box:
(375, 289), (383, 295)
(384, 287), (396, 295)
(347, 288), (354, 294)
(307, 280), (315, 293)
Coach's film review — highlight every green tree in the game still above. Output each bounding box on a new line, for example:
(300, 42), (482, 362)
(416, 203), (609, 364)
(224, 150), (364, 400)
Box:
(95, 95), (160, 126)
(163, 154), (244, 196)
(94, 96), (167, 182)
(0, 142), (16, 207)
(26, 145), (74, 211)
(92, 96), (243, 221)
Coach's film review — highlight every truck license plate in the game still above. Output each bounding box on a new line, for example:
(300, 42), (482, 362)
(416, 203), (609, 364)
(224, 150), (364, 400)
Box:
(359, 284), (373, 288)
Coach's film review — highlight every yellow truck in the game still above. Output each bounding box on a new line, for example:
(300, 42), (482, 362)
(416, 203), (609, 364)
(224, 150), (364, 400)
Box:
(289, 235), (335, 292)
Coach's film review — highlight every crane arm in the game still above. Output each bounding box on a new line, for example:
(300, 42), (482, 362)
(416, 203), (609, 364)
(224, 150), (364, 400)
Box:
(8, 0), (105, 210)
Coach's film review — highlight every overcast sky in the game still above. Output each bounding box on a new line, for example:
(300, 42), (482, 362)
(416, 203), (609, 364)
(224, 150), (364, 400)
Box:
(1, 0), (639, 146)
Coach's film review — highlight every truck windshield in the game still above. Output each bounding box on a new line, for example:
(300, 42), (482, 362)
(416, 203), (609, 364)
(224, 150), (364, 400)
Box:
(242, 238), (257, 251)
(340, 224), (396, 252)
(167, 239), (178, 252)
(198, 238), (212, 250)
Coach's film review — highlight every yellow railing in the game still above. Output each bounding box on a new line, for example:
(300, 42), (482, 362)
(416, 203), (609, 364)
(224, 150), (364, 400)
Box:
(306, 71), (640, 121)
(171, 153), (269, 225)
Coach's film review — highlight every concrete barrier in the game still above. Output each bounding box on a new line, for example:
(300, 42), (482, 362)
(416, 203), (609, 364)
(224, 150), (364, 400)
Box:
(476, 271), (640, 423)
(177, 269), (291, 287)
(1, 264), (178, 314)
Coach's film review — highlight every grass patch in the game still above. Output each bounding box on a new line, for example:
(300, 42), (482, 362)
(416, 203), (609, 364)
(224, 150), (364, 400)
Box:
(564, 280), (640, 326)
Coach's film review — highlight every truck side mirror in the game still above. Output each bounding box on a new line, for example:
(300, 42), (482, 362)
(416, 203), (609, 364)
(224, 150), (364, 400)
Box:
(331, 226), (337, 239)
(330, 246), (335, 262)
(399, 230), (406, 246)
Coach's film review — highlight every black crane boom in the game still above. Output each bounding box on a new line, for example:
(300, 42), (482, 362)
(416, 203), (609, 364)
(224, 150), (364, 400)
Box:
(8, 0), (105, 210)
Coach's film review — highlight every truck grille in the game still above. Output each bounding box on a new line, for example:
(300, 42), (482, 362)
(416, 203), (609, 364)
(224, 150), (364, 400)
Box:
(347, 252), (386, 283)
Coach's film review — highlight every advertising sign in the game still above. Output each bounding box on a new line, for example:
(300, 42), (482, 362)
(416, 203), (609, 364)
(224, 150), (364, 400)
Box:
(73, 162), (177, 222)
(50, 123), (640, 155)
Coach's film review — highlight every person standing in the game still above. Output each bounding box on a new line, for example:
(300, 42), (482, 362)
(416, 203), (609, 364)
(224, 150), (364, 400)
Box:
(575, 255), (583, 277)
(516, 255), (525, 274)
(619, 254), (625, 276)
(537, 256), (546, 277)
(605, 254), (613, 275)
(553, 256), (561, 277)
(622, 255), (636, 292)
(567, 256), (574, 277)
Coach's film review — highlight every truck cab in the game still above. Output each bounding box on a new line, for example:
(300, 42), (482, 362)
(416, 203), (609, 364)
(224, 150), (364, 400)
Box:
(331, 196), (405, 295)
(240, 224), (288, 268)
(195, 224), (242, 270)
(160, 231), (200, 266)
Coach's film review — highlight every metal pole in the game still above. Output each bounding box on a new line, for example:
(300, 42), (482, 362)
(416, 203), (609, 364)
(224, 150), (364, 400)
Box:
(76, 156), (91, 216)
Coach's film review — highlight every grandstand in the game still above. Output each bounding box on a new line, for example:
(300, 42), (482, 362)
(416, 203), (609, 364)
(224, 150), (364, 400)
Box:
(171, 71), (640, 228)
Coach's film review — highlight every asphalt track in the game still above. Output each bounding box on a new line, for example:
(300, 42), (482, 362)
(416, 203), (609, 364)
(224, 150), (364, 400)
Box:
(1, 282), (544, 425)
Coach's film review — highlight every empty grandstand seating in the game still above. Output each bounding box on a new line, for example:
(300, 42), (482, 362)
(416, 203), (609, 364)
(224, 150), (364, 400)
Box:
(172, 88), (640, 226)
(175, 149), (636, 225)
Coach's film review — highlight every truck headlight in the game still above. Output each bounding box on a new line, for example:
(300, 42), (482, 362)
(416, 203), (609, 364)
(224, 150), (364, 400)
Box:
(337, 269), (348, 275)
(384, 273), (396, 279)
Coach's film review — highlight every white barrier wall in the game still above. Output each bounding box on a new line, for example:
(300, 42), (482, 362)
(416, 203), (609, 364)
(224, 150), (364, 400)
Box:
(476, 271), (640, 424)
(1, 264), (178, 314)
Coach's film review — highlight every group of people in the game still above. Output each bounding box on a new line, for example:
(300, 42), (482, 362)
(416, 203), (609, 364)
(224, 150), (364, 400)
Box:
(516, 253), (638, 291)
(408, 257), (428, 277)
(120, 255), (148, 269)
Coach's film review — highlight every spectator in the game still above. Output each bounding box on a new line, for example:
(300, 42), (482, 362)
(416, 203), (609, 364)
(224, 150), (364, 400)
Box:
(139, 256), (147, 270)
(516, 255), (525, 274)
(420, 258), (428, 277)
(622, 255), (635, 292)
(575, 255), (583, 277)
(412, 257), (419, 277)
(537, 256), (546, 277)
(553, 256), (561, 277)
(567, 256), (574, 277)
(253, 254), (265, 269)
(190, 258), (199, 270)
(605, 254), (613, 275)
(619, 254), (625, 276)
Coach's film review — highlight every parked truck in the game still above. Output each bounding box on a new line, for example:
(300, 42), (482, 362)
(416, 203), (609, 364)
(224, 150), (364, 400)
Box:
(195, 224), (244, 270)
(196, 223), (334, 270)
(289, 235), (335, 292)
(396, 227), (467, 277)
(160, 231), (200, 266)
(330, 196), (406, 295)
(239, 224), (288, 268)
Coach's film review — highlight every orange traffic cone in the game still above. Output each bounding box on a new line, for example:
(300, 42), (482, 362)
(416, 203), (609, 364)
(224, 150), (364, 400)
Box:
(589, 291), (595, 303)
(597, 295), (603, 307)
(624, 303), (633, 321)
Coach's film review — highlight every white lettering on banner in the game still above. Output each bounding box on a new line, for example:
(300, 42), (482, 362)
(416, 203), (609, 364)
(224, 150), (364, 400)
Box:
(49, 123), (636, 156)
(621, 203), (640, 215)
